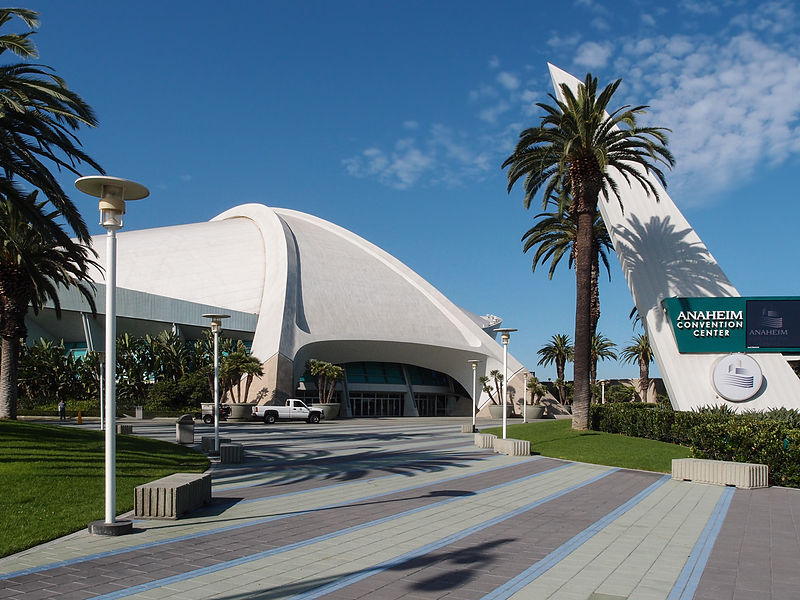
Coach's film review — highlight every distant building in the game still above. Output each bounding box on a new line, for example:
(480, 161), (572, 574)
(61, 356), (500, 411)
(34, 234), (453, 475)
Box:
(27, 204), (527, 417)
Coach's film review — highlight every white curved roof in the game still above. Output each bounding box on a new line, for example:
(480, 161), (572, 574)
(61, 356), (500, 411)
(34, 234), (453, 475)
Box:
(87, 204), (521, 402)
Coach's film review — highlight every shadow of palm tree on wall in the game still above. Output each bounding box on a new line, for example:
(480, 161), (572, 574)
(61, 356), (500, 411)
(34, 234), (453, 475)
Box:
(612, 214), (736, 334)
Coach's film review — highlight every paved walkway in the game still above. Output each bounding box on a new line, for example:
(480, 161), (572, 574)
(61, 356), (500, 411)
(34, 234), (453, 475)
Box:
(1, 418), (798, 599)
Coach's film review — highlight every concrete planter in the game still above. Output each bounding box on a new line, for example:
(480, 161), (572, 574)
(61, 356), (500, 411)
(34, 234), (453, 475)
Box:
(525, 405), (545, 421)
(226, 403), (256, 422)
(488, 405), (513, 419)
(313, 403), (341, 420)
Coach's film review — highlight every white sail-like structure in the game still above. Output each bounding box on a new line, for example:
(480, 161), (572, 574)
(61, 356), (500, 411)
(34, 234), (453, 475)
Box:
(548, 64), (800, 411)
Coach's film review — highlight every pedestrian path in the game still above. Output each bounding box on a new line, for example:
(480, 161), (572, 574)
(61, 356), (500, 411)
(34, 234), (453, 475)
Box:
(1, 418), (797, 599)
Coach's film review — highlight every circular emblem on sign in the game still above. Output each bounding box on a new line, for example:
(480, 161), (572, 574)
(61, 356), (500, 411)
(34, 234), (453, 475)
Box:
(711, 353), (763, 402)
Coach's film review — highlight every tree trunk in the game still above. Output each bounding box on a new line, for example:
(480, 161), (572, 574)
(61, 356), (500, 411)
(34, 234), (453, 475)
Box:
(0, 336), (19, 419)
(243, 374), (253, 404)
(556, 361), (566, 404)
(572, 208), (595, 430)
(639, 358), (650, 402)
(590, 250), (600, 337)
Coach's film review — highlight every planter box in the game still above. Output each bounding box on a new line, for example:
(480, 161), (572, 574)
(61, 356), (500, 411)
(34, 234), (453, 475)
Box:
(487, 405), (513, 419)
(524, 405), (545, 421)
(672, 458), (768, 489)
(134, 473), (211, 519)
(474, 433), (497, 448)
(493, 437), (531, 456)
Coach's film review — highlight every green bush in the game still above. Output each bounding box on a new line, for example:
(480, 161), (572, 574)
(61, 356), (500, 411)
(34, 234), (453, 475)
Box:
(589, 403), (800, 487)
(147, 371), (211, 411)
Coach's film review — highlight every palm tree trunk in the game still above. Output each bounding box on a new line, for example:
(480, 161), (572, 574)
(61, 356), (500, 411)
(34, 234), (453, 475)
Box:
(556, 361), (566, 404)
(590, 250), (600, 337)
(572, 208), (595, 430)
(0, 336), (19, 419)
(639, 358), (650, 402)
(243, 374), (253, 404)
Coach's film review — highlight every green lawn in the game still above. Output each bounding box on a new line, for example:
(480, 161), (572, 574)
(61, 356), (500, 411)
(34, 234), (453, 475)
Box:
(483, 419), (692, 472)
(0, 420), (209, 558)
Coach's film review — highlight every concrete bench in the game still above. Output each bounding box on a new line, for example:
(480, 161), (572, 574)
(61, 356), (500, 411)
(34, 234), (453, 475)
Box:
(493, 437), (531, 457)
(201, 436), (231, 452)
(461, 424), (476, 433)
(134, 473), (211, 519)
(474, 433), (497, 449)
(672, 458), (768, 489)
(220, 443), (244, 464)
(116, 424), (133, 434)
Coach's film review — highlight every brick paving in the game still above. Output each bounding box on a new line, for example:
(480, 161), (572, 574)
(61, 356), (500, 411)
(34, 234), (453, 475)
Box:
(1, 417), (798, 599)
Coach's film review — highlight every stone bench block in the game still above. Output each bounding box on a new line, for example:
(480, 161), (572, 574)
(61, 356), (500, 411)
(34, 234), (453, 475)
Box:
(493, 437), (531, 456)
(201, 435), (231, 452)
(134, 473), (211, 519)
(672, 458), (768, 489)
(474, 433), (497, 449)
(461, 424), (476, 433)
(116, 424), (133, 434)
(220, 443), (244, 464)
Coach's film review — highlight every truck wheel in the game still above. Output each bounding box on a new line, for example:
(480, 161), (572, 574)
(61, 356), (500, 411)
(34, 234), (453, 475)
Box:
(202, 415), (213, 425)
(308, 413), (320, 424)
(264, 412), (277, 424)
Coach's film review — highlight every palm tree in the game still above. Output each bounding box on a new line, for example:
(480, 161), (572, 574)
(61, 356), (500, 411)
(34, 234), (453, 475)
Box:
(620, 334), (653, 402)
(503, 73), (673, 429)
(522, 205), (613, 336)
(536, 334), (573, 404)
(0, 195), (97, 418)
(0, 8), (103, 243)
(222, 343), (263, 403)
(590, 333), (617, 385)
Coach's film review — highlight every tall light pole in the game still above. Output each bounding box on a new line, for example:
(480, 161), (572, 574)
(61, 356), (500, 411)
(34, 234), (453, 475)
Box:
(97, 350), (104, 431)
(77, 176), (148, 536)
(203, 314), (230, 454)
(495, 328), (517, 439)
(523, 371), (528, 423)
(467, 359), (480, 432)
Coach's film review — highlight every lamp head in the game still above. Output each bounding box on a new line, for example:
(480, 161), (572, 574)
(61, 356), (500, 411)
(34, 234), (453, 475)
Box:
(75, 176), (149, 231)
(467, 359), (480, 370)
(202, 313), (230, 334)
(495, 327), (517, 344)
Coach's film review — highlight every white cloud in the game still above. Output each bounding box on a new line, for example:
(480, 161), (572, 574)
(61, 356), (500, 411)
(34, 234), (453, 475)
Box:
(180, 174), (192, 182)
(488, 55), (500, 69)
(479, 100), (510, 123)
(343, 139), (433, 190)
(630, 30), (800, 199)
(574, 41), (614, 69)
(497, 71), (520, 91)
(547, 32), (582, 49)
(403, 120), (419, 130)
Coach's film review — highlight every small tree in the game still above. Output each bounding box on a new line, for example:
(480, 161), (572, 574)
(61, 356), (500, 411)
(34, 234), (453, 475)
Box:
(620, 334), (653, 402)
(526, 376), (545, 405)
(307, 359), (343, 403)
(537, 334), (573, 404)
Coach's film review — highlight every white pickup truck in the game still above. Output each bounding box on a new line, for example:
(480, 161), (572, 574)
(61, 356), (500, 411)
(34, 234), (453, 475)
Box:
(252, 399), (324, 424)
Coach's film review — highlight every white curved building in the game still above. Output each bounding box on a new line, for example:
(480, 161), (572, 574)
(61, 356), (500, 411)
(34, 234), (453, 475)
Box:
(28, 204), (526, 417)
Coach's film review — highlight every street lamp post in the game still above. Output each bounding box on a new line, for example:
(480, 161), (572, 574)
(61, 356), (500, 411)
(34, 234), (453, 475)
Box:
(77, 176), (148, 536)
(202, 314), (230, 454)
(97, 350), (104, 431)
(523, 371), (528, 423)
(494, 328), (517, 439)
(467, 360), (480, 432)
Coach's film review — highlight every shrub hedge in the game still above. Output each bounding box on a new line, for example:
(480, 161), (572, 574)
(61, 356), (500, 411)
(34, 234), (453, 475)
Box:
(589, 403), (800, 488)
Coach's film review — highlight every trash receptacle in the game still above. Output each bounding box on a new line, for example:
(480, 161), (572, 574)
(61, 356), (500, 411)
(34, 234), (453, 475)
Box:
(135, 405), (144, 420)
(176, 414), (195, 444)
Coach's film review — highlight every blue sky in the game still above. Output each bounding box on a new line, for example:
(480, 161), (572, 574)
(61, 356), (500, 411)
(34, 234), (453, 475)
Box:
(18, 0), (800, 382)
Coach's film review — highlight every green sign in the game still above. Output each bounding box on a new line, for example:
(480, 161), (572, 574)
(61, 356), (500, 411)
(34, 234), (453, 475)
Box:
(662, 297), (800, 354)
